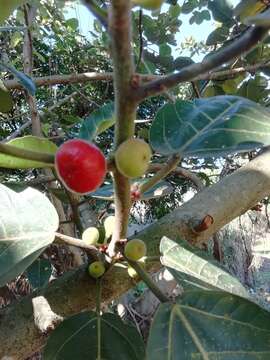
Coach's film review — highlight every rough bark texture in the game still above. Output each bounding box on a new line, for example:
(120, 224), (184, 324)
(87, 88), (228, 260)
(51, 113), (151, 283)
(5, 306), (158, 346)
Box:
(1, 150), (270, 358)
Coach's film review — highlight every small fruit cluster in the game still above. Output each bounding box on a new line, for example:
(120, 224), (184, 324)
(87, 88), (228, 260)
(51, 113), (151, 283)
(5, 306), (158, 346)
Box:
(55, 138), (152, 195)
(88, 238), (147, 280)
(81, 215), (115, 247)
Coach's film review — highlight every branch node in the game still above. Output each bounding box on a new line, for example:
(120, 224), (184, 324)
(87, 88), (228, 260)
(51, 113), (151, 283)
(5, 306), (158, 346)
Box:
(192, 215), (214, 233)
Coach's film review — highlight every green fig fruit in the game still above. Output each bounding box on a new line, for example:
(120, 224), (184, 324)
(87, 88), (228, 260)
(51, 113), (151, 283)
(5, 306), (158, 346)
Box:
(124, 239), (147, 261)
(104, 215), (115, 240)
(115, 138), (152, 178)
(82, 227), (99, 245)
(88, 261), (105, 279)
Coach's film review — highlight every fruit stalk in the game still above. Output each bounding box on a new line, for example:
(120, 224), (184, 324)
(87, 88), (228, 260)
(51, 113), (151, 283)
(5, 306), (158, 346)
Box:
(139, 154), (181, 195)
(125, 258), (169, 303)
(96, 279), (102, 360)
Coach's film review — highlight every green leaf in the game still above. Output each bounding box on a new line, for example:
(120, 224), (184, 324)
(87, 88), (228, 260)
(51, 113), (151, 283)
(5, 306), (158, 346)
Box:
(159, 43), (171, 57)
(26, 258), (52, 289)
(0, 62), (36, 95)
(149, 96), (270, 157)
(79, 102), (115, 141)
(146, 290), (270, 360)
(65, 18), (79, 30)
(0, 185), (58, 287)
(206, 26), (229, 46)
(0, 0), (26, 24)
(43, 312), (145, 360)
(237, 76), (269, 103)
(0, 80), (13, 113)
(10, 31), (22, 47)
(169, 4), (181, 18)
(234, 0), (266, 20)
(181, 0), (199, 14)
(160, 237), (250, 298)
(202, 84), (225, 97)
(0, 136), (57, 169)
(208, 0), (234, 25)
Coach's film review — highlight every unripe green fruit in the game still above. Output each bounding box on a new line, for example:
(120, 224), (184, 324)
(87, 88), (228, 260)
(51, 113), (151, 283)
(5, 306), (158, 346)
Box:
(88, 261), (105, 279)
(124, 239), (147, 261)
(115, 139), (152, 178)
(132, 0), (164, 10)
(82, 227), (99, 245)
(104, 215), (115, 240)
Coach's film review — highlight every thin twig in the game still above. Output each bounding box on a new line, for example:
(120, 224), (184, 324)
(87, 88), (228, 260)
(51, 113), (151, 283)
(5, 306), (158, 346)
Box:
(139, 155), (181, 195)
(4, 62), (270, 90)
(126, 258), (169, 303)
(148, 163), (204, 190)
(136, 9), (143, 70)
(54, 232), (99, 259)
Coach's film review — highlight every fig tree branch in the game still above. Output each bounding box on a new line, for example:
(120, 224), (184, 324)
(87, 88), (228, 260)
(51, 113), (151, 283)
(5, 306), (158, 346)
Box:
(3, 62), (270, 90)
(2, 148), (270, 359)
(54, 232), (99, 259)
(135, 26), (270, 101)
(107, 0), (137, 256)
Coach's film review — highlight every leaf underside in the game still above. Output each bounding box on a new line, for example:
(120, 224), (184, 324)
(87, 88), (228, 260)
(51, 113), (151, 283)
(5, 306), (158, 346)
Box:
(150, 95), (270, 157)
(147, 290), (270, 360)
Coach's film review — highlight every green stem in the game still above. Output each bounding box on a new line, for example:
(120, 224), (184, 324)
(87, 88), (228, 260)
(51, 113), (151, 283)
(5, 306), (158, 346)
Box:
(0, 142), (55, 165)
(96, 279), (102, 360)
(126, 258), (169, 303)
(139, 155), (181, 195)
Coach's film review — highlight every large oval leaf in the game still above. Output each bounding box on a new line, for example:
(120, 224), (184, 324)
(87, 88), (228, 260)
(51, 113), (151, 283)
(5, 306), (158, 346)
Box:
(79, 102), (115, 141)
(43, 312), (145, 360)
(0, 185), (58, 286)
(150, 95), (270, 157)
(0, 0), (27, 24)
(0, 136), (57, 169)
(160, 236), (250, 298)
(146, 290), (270, 360)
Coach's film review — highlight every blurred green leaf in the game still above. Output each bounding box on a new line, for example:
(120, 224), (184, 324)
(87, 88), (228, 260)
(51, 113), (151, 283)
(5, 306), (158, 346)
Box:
(147, 290), (270, 359)
(0, 185), (58, 287)
(44, 312), (145, 360)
